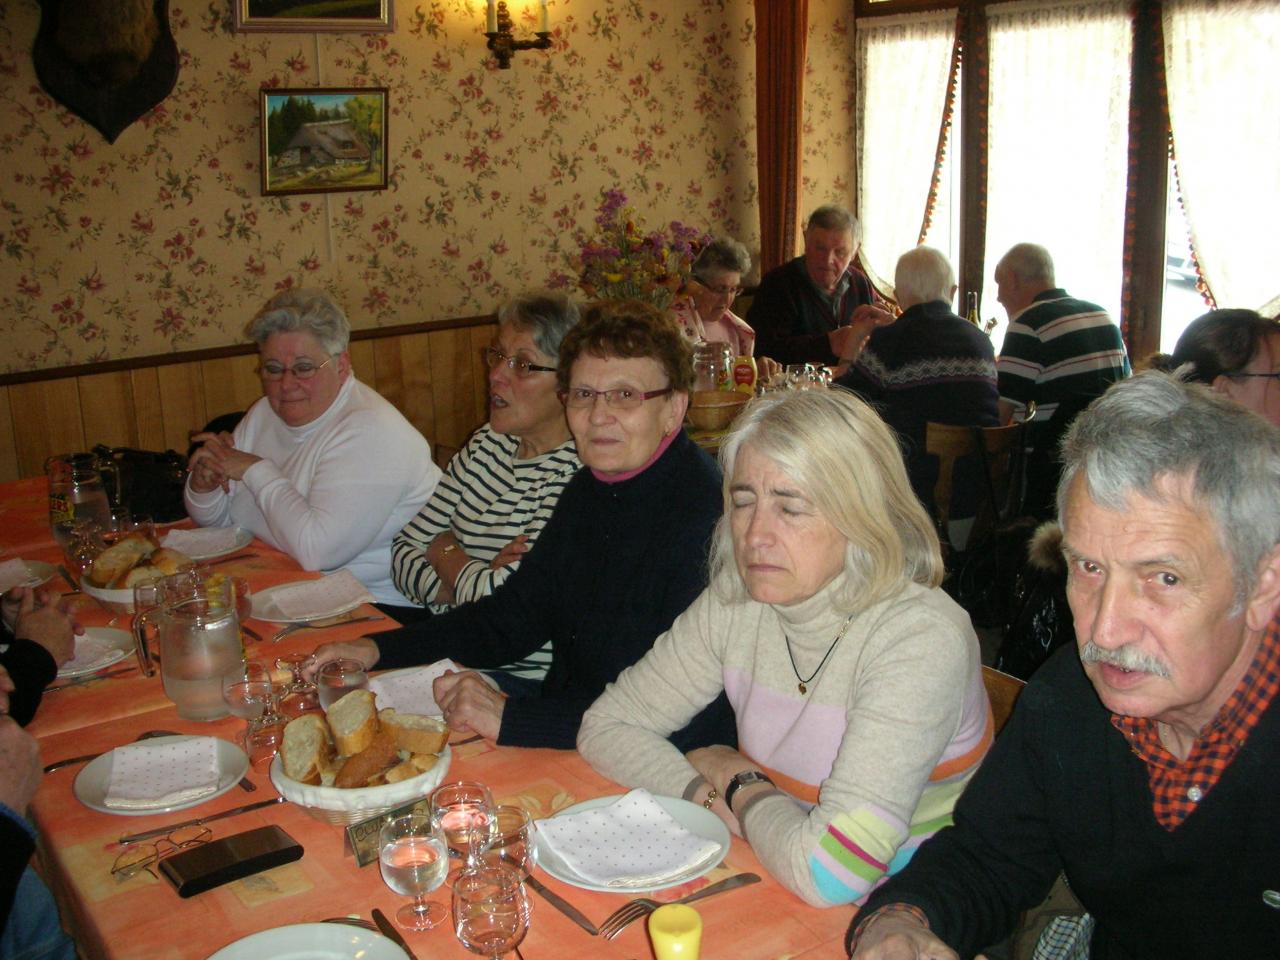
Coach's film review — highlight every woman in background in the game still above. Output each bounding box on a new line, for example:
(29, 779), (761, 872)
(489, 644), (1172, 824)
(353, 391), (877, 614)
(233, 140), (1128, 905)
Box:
(672, 237), (758, 357)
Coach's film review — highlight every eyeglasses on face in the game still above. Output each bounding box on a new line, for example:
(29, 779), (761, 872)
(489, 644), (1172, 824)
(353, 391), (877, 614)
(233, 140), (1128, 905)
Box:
(110, 825), (212, 881)
(258, 356), (333, 381)
(483, 347), (557, 378)
(558, 386), (674, 409)
(695, 277), (742, 298)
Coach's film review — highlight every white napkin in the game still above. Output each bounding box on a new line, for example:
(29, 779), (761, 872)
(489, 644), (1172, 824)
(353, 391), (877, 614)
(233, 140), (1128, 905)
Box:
(0, 558), (38, 595)
(161, 527), (243, 556)
(104, 737), (222, 810)
(369, 659), (460, 713)
(56, 633), (124, 678)
(272, 570), (374, 620)
(536, 789), (723, 887)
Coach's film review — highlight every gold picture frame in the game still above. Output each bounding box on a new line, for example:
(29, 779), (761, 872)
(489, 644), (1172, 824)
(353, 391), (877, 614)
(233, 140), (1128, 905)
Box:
(234, 1), (393, 33)
(260, 87), (389, 196)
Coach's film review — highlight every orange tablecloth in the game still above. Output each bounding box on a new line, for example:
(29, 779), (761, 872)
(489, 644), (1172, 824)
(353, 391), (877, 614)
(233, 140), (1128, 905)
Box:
(31, 706), (850, 959)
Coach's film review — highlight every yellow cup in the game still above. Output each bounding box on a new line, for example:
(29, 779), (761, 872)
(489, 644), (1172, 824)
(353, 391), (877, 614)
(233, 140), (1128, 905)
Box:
(648, 903), (702, 959)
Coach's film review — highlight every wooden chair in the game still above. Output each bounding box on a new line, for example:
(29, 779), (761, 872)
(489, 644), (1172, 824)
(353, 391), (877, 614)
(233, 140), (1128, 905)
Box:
(925, 420), (1026, 556)
(982, 664), (1025, 734)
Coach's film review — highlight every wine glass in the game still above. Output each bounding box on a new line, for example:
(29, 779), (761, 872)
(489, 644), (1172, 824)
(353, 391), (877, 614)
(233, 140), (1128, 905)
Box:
(222, 660), (285, 768)
(452, 864), (530, 959)
(430, 781), (495, 878)
(481, 806), (538, 880)
(379, 814), (449, 931)
(316, 658), (369, 711)
(274, 652), (320, 716)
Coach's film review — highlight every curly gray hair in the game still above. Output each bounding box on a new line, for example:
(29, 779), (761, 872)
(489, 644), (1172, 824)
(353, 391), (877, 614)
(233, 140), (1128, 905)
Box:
(247, 289), (351, 356)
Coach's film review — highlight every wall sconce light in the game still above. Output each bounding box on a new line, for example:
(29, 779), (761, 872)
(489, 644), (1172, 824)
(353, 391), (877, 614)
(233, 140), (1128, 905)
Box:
(485, 0), (552, 69)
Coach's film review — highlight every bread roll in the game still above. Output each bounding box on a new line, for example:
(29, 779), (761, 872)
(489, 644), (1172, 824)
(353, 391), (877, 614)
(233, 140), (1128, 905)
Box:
(280, 714), (334, 786)
(148, 547), (191, 576)
(334, 728), (399, 788)
(379, 709), (449, 756)
(328, 689), (379, 756)
(89, 533), (153, 587)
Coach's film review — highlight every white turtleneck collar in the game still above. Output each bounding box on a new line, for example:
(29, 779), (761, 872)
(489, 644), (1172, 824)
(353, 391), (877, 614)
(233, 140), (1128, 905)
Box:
(279, 375), (356, 441)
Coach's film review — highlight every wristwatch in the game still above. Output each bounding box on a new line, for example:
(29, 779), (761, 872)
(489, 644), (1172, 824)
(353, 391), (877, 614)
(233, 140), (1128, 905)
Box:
(725, 770), (773, 813)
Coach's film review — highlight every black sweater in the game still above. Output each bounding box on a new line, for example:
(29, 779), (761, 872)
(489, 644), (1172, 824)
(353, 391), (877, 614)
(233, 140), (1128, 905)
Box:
(0, 637), (57, 727)
(849, 645), (1280, 959)
(375, 431), (737, 750)
(748, 257), (878, 365)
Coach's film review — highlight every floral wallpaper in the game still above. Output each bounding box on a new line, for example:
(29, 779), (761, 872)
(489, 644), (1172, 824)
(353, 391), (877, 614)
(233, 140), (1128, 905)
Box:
(0, 0), (853, 374)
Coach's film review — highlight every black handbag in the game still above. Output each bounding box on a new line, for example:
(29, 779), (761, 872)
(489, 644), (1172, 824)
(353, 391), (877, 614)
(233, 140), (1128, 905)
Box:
(92, 444), (188, 523)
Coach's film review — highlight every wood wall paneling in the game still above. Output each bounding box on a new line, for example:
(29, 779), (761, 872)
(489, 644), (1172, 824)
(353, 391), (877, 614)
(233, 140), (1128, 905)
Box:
(155, 363), (209, 453)
(0, 388), (18, 483)
(348, 341), (376, 387)
(201, 356), (261, 422)
(78, 371), (139, 451)
(129, 368), (167, 452)
(468, 326), (493, 432)
(428, 328), (481, 453)
(10, 379), (85, 478)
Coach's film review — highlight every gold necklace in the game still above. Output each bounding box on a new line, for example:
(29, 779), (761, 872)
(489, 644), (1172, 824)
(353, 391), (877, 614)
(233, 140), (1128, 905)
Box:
(784, 614), (856, 694)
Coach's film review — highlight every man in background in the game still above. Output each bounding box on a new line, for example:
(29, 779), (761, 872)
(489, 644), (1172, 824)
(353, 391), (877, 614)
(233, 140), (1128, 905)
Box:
(748, 205), (880, 366)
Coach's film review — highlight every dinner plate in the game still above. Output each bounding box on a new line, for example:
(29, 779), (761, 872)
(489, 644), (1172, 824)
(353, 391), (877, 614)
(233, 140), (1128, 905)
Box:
(17, 559), (56, 588)
(73, 735), (249, 816)
(534, 794), (731, 893)
(179, 527), (254, 562)
(56, 626), (134, 679)
(207, 923), (408, 960)
(250, 582), (364, 624)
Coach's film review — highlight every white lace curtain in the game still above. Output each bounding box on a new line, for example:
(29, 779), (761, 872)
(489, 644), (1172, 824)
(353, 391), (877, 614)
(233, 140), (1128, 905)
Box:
(983, 0), (1132, 348)
(855, 10), (957, 294)
(1164, 0), (1280, 316)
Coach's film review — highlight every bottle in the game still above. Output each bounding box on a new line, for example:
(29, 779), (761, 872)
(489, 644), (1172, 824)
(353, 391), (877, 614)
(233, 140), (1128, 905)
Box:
(966, 291), (980, 327)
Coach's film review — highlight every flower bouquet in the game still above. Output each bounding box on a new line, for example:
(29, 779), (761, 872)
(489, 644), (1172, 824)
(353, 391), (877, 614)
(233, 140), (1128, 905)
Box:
(574, 189), (709, 311)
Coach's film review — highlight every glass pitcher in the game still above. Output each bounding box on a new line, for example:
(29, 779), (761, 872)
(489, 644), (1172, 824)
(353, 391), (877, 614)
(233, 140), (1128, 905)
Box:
(134, 574), (243, 721)
(692, 341), (734, 392)
(46, 453), (117, 552)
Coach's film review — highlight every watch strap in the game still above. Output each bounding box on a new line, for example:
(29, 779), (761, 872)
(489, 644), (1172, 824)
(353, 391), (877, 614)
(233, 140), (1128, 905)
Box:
(725, 770), (773, 812)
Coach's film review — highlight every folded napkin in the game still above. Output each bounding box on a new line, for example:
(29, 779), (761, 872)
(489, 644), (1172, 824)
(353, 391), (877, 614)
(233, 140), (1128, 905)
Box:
(104, 737), (222, 810)
(57, 633), (126, 678)
(272, 570), (374, 620)
(161, 527), (244, 556)
(0, 558), (38, 595)
(537, 789), (723, 887)
(369, 659), (461, 714)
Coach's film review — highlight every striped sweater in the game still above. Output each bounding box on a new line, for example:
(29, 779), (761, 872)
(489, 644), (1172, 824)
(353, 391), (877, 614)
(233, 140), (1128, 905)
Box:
(578, 576), (990, 907)
(390, 424), (580, 680)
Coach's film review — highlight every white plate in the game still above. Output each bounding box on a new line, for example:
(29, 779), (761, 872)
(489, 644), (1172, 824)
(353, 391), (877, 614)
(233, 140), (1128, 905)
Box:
(534, 794), (730, 893)
(18, 559), (56, 588)
(73, 736), (249, 816)
(181, 527), (254, 562)
(250, 582), (364, 624)
(56, 626), (134, 679)
(207, 923), (408, 960)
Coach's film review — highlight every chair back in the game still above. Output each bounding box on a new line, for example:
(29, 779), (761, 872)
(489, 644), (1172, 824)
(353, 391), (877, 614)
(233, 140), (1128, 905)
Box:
(925, 420), (1025, 554)
(982, 664), (1026, 734)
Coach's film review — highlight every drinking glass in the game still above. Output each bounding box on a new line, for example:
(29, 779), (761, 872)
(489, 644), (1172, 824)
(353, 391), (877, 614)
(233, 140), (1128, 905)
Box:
(222, 660), (285, 768)
(274, 652), (320, 716)
(430, 781), (495, 877)
(481, 806), (538, 880)
(452, 864), (530, 959)
(379, 814), (449, 931)
(316, 658), (369, 711)
(230, 577), (254, 638)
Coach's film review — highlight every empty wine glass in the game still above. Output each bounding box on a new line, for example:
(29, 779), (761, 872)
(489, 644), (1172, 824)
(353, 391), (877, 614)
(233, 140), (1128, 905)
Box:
(222, 659), (285, 768)
(453, 864), (530, 959)
(431, 781), (495, 878)
(274, 652), (320, 716)
(481, 806), (538, 880)
(316, 658), (369, 711)
(380, 814), (450, 931)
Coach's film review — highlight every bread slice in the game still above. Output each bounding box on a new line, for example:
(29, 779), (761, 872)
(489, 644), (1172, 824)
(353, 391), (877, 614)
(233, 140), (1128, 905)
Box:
(90, 533), (153, 588)
(328, 689), (379, 756)
(334, 728), (399, 788)
(281, 714), (334, 785)
(383, 758), (422, 784)
(148, 547), (192, 576)
(379, 709), (449, 755)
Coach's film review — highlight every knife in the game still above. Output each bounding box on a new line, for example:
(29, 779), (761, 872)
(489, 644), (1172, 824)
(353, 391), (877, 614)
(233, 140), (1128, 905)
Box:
(44, 667), (135, 692)
(117, 796), (285, 845)
(525, 872), (599, 935)
(372, 907), (418, 960)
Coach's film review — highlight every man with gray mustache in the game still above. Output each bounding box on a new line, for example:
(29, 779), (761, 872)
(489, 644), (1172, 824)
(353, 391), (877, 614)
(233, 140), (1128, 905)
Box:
(848, 370), (1280, 960)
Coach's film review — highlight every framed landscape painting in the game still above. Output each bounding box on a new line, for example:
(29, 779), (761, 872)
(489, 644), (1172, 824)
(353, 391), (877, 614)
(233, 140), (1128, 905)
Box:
(260, 88), (389, 196)
(235, 1), (393, 33)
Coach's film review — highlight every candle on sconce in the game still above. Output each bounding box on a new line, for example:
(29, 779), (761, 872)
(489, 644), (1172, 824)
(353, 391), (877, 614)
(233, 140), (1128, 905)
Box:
(539, 0), (550, 32)
(486, 0), (497, 32)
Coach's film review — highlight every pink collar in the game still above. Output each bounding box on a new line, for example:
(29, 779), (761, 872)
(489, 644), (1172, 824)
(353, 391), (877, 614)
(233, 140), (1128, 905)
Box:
(590, 427), (680, 484)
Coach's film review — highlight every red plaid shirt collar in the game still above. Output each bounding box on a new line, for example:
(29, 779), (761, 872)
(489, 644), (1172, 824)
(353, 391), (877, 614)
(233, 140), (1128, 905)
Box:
(1111, 613), (1280, 830)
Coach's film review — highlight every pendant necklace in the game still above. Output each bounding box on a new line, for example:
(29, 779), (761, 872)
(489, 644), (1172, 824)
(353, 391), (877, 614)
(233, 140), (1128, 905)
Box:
(784, 614), (856, 694)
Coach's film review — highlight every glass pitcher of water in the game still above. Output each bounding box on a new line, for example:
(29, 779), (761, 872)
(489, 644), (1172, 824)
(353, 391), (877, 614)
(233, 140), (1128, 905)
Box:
(134, 574), (243, 721)
(46, 453), (116, 551)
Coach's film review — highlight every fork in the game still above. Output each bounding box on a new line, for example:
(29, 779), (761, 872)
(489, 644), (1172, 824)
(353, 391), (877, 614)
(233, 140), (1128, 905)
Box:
(271, 614), (385, 642)
(321, 917), (378, 931)
(598, 872), (761, 940)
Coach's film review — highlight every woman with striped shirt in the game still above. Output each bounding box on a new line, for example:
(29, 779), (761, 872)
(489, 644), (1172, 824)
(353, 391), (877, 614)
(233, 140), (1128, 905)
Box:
(390, 292), (581, 688)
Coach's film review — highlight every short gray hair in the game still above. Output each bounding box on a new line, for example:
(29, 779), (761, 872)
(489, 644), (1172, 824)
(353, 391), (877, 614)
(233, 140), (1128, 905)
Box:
(497, 291), (580, 362)
(805, 205), (862, 244)
(1058, 371), (1280, 605)
(997, 243), (1055, 286)
(693, 237), (751, 280)
(894, 246), (955, 309)
(247, 289), (350, 355)
(710, 388), (943, 612)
